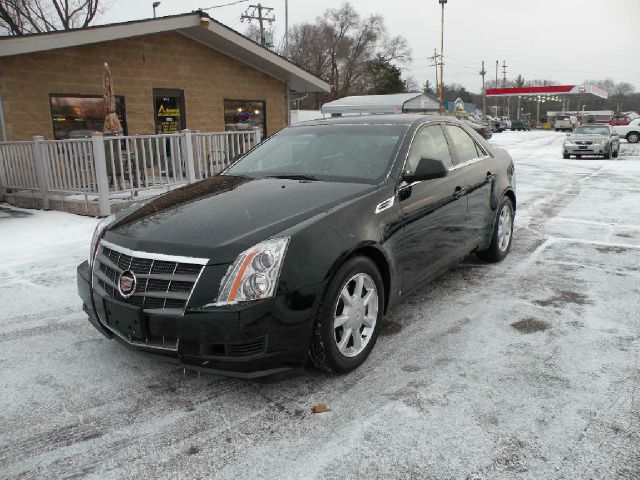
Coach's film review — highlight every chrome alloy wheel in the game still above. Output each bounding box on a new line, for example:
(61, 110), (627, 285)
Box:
(497, 204), (513, 252)
(333, 273), (379, 358)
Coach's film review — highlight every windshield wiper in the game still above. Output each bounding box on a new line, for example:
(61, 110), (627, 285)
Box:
(265, 174), (319, 181)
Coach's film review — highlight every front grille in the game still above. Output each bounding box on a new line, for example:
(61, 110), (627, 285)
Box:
(94, 243), (205, 315)
(226, 337), (267, 357)
(575, 141), (593, 145)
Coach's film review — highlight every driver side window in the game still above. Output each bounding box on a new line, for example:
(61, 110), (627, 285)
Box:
(406, 124), (454, 173)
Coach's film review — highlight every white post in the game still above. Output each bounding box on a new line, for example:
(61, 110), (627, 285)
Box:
(181, 129), (197, 183)
(91, 132), (111, 217)
(33, 136), (50, 210)
(255, 129), (262, 144)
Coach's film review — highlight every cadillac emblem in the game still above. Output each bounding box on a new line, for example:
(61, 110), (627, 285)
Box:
(118, 270), (137, 298)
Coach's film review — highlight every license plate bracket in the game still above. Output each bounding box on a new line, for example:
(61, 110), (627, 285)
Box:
(104, 299), (146, 340)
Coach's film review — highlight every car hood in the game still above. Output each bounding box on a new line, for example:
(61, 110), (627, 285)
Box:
(567, 134), (607, 142)
(104, 175), (375, 263)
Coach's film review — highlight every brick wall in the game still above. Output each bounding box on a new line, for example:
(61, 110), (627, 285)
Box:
(0, 31), (287, 140)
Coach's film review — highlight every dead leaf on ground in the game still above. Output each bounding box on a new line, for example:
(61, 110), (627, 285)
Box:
(311, 404), (331, 414)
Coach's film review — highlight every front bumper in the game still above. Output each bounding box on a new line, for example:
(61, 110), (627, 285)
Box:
(564, 144), (608, 156)
(77, 261), (320, 378)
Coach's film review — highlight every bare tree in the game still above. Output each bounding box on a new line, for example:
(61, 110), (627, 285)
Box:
(0, 0), (101, 36)
(612, 82), (635, 112)
(287, 3), (411, 107)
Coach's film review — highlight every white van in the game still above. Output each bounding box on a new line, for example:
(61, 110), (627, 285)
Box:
(554, 115), (579, 131)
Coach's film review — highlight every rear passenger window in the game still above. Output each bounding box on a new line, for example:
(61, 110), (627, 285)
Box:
(405, 125), (454, 173)
(445, 125), (481, 163)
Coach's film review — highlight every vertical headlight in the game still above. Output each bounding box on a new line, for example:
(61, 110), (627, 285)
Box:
(216, 237), (290, 305)
(88, 214), (115, 267)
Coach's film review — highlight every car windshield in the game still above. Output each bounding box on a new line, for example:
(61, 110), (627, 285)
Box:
(225, 124), (407, 184)
(574, 126), (609, 135)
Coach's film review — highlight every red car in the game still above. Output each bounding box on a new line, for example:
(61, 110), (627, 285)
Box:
(610, 113), (639, 126)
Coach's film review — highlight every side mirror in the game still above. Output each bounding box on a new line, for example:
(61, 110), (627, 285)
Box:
(403, 158), (448, 183)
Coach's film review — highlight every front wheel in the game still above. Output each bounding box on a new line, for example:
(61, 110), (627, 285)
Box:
(310, 257), (384, 374)
(477, 197), (514, 262)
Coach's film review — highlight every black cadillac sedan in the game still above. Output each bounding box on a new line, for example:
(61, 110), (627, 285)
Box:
(77, 115), (516, 377)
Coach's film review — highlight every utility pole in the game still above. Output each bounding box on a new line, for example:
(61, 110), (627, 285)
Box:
(495, 60), (499, 116)
(429, 49), (441, 100)
(502, 60), (509, 118)
(284, 0), (289, 57)
(438, 0), (447, 114)
(480, 60), (486, 113)
(241, 3), (275, 47)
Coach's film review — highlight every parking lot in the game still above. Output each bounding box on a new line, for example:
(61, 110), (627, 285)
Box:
(1, 130), (639, 479)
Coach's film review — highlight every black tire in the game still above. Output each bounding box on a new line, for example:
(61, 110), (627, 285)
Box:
(563, 154), (570, 159)
(477, 196), (514, 263)
(627, 132), (639, 143)
(310, 256), (384, 374)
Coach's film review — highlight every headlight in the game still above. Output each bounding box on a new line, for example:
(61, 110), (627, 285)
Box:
(89, 214), (115, 266)
(215, 237), (290, 305)
(564, 141), (575, 146)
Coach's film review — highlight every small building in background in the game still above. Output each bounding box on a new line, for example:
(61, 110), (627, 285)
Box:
(321, 93), (439, 116)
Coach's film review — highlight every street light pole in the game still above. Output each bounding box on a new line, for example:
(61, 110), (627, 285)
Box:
(438, 0), (447, 114)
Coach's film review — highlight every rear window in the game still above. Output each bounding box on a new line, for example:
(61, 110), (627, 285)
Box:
(556, 115), (569, 121)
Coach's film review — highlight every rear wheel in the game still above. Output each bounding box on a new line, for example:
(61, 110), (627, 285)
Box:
(627, 132), (639, 143)
(477, 197), (514, 263)
(310, 257), (384, 374)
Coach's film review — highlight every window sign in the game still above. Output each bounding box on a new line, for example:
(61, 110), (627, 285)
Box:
(49, 95), (127, 139)
(224, 100), (266, 138)
(154, 89), (185, 134)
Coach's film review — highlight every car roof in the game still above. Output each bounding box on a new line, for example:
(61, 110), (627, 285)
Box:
(292, 114), (452, 128)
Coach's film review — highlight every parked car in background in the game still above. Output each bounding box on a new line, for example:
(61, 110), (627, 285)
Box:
(77, 115), (516, 377)
(500, 117), (512, 130)
(613, 118), (640, 143)
(563, 124), (620, 159)
(459, 117), (492, 139)
(554, 115), (579, 131)
(610, 112), (639, 126)
(510, 117), (531, 131)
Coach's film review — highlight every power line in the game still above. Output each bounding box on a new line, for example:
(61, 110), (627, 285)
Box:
(201, 0), (249, 10)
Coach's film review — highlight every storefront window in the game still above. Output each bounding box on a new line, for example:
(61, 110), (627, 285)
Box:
(224, 100), (266, 138)
(49, 94), (127, 139)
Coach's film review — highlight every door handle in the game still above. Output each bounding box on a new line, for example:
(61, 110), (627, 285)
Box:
(454, 186), (467, 198)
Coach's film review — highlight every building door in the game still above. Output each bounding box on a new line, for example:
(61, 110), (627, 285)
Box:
(153, 89), (185, 134)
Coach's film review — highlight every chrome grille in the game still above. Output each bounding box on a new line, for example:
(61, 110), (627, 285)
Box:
(93, 242), (206, 315)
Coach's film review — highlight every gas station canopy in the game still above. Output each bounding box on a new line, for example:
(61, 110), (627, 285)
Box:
(486, 84), (608, 99)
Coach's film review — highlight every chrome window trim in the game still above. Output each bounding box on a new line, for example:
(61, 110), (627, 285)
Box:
(448, 154), (492, 172)
(100, 239), (209, 265)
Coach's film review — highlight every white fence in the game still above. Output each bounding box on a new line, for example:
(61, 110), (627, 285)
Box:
(0, 129), (261, 216)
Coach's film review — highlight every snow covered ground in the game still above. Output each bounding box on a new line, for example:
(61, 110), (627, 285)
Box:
(1, 131), (639, 479)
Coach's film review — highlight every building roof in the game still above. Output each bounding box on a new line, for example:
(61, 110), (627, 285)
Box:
(0, 12), (330, 93)
(321, 93), (439, 115)
(486, 85), (608, 99)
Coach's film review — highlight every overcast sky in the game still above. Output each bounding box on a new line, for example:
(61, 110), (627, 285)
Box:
(99, 0), (640, 94)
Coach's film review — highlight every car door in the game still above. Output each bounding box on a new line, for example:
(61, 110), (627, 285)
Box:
(396, 123), (468, 293)
(444, 124), (496, 251)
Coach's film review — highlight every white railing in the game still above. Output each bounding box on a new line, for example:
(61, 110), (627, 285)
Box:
(0, 129), (261, 216)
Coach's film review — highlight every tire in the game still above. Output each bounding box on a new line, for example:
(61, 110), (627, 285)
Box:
(563, 154), (570, 159)
(604, 149), (611, 160)
(627, 132), (639, 143)
(310, 256), (384, 374)
(477, 196), (514, 263)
